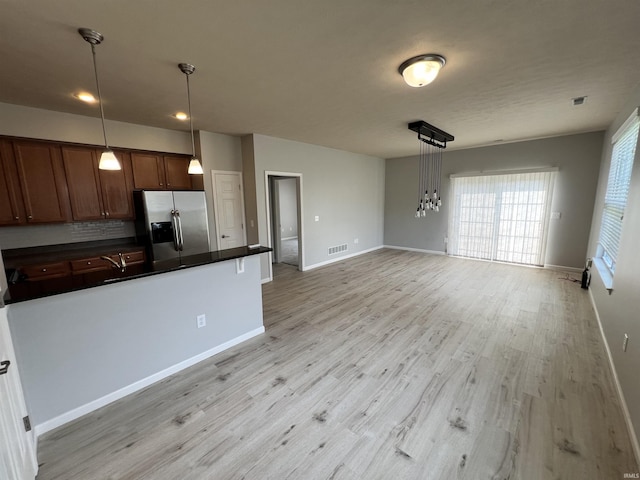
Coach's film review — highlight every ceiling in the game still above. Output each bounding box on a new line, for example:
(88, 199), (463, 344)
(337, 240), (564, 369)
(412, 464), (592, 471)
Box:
(1, 0), (639, 159)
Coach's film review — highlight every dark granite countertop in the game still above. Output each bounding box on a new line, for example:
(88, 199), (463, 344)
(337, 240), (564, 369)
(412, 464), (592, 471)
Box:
(3, 245), (271, 305)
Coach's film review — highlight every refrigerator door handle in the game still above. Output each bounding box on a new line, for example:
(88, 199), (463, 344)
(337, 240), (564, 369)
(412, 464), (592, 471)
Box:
(175, 210), (184, 251)
(171, 210), (180, 252)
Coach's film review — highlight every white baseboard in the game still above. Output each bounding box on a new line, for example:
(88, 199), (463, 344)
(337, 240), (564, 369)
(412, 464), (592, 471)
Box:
(383, 245), (445, 255)
(34, 326), (266, 437)
(544, 264), (583, 273)
(303, 246), (383, 271)
(588, 289), (640, 465)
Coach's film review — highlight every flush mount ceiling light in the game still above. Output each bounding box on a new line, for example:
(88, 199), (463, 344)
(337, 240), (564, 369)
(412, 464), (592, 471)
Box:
(178, 63), (204, 175)
(398, 54), (446, 87)
(78, 28), (121, 171)
(174, 112), (188, 121)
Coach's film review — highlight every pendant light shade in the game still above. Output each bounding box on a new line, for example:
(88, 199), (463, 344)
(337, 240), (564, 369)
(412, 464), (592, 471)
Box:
(99, 150), (121, 170)
(78, 28), (121, 171)
(179, 63), (203, 175)
(188, 158), (204, 174)
(398, 54), (446, 88)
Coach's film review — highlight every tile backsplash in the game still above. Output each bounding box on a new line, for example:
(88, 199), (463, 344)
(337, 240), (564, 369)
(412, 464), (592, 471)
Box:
(0, 220), (135, 250)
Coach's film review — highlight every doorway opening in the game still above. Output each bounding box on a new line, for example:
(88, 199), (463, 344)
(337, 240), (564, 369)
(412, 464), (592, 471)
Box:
(265, 172), (303, 277)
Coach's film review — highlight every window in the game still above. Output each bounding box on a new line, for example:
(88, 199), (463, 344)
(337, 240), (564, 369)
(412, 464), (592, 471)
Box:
(448, 170), (557, 266)
(596, 109), (639, 280)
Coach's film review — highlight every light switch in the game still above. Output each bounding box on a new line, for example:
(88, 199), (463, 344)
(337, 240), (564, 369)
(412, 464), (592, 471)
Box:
(551, 212), (561, 220)
(314, 216), (319, 222)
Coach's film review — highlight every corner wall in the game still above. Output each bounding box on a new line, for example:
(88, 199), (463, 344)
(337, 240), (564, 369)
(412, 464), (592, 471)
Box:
(245, 134), (385, 280)
(586, 83), (640, 457)
(197, 131), (243, 250)
(384, 132), (604, 268)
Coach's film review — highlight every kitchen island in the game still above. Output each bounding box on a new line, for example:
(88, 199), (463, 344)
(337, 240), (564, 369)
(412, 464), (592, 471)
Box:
(6, 246), (270, 436)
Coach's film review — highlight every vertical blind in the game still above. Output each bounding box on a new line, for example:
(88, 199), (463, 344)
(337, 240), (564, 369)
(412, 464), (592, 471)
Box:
(598, 110), (639, 274)
(448, 170), (557, 266)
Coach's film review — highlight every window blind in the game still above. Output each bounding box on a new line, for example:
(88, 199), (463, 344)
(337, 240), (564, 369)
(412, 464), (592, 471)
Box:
(598, 110), (640, 273)
(448, 170), (557, 266)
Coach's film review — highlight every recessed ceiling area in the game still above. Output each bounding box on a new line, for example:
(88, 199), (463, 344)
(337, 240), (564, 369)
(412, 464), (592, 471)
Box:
(1, 0), (639, 159)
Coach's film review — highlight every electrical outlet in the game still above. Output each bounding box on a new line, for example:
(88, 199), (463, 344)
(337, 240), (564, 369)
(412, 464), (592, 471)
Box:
(623, 334), (629, 352)
(197, 314), (206, 328)
(315, 215), (319, 222)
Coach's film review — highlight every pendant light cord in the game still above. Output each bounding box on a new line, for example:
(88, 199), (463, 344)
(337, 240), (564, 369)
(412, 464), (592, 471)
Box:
(186, 73), (196, 158)
(90, 43), (110, 150)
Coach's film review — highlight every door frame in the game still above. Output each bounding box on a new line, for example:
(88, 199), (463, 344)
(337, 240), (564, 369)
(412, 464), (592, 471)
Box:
(0, 306), (38, 480)
(264, 171), (304, 280)
(211, 170), (248, 251)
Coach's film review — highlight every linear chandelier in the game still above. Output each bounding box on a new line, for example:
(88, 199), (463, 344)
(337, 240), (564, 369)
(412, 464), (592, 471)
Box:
(408, 121), (454, 217)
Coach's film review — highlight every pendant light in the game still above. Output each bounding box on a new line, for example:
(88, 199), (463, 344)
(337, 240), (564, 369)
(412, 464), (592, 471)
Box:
(78, 28), (121, 171)
(179, 63), (204, 175)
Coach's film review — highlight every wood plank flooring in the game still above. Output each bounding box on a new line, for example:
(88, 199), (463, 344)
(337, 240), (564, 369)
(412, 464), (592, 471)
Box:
(36, 249), (639, 479)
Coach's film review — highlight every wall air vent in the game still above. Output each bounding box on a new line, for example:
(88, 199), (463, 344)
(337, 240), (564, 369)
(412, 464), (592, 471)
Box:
(328, 244), (348, 255)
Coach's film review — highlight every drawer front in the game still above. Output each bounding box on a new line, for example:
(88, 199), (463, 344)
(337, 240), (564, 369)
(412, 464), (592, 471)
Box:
(22, 261), (70, 281)
(112, 251), (145, 265)
(70, 257), (111, 274)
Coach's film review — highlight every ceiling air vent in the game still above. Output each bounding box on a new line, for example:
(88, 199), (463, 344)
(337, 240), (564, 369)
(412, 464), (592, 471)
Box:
(572, 96), (587, 106)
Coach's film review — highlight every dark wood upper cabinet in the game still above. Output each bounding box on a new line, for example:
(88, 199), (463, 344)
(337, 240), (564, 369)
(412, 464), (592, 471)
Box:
(62, 146), (135, 221)
(0, 136), (200, 228)
(11, 140), (72, 223)
(163, 155), (192, 190)
(131, 152), (165, 190)
(62, 146), (104, 221)
(0, 140), (25, 225)
(98, 151), (135, 219)
(131, 152), (198, 190)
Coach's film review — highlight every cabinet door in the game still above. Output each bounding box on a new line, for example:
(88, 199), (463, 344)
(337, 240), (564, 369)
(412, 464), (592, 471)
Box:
(163, 155), (192, 190)
(12, 141), (72, 223)
(131, 152), (165, 189)
(0, 140), (25, 225)
(61, 146), (105, 221)
(98, 151), (134, 219)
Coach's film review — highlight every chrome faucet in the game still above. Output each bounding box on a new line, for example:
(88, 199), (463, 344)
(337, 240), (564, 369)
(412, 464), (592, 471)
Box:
(100, 253), (127, 273)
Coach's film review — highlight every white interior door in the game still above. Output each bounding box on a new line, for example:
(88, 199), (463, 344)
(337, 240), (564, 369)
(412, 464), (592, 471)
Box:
(0, 307), (37, 480)
(212, 171), (247, 250)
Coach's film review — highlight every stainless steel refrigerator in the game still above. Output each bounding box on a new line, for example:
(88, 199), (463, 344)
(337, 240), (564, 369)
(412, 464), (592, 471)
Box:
(134, 190), (210, 262)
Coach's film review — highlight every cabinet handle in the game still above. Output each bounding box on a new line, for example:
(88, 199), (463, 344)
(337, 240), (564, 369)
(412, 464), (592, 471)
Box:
(27, 215), (33, 220)
(14, 216), (19, 220)
(159, 182), (164, 186)
(105, 212), (110, 217)
(87, 261), (91, 265)
(42, 268), (47, 272)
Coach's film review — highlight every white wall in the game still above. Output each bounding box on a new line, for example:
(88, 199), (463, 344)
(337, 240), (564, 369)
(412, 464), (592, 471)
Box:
(245, 134), (385, 280)
(384, 132), (604, 268)
(586, 84), (640, 456)
(0, 102), (191, 154)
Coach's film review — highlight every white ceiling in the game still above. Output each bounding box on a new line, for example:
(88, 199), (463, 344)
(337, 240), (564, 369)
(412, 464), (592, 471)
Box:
(1, 0), (639, 159)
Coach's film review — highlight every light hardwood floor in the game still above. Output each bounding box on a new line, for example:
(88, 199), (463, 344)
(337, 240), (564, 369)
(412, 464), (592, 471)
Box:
(36, 250), (639, 479)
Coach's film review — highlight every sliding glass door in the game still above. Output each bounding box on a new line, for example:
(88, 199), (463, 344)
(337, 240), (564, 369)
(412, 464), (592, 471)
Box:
(448, 170), (557, 266)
